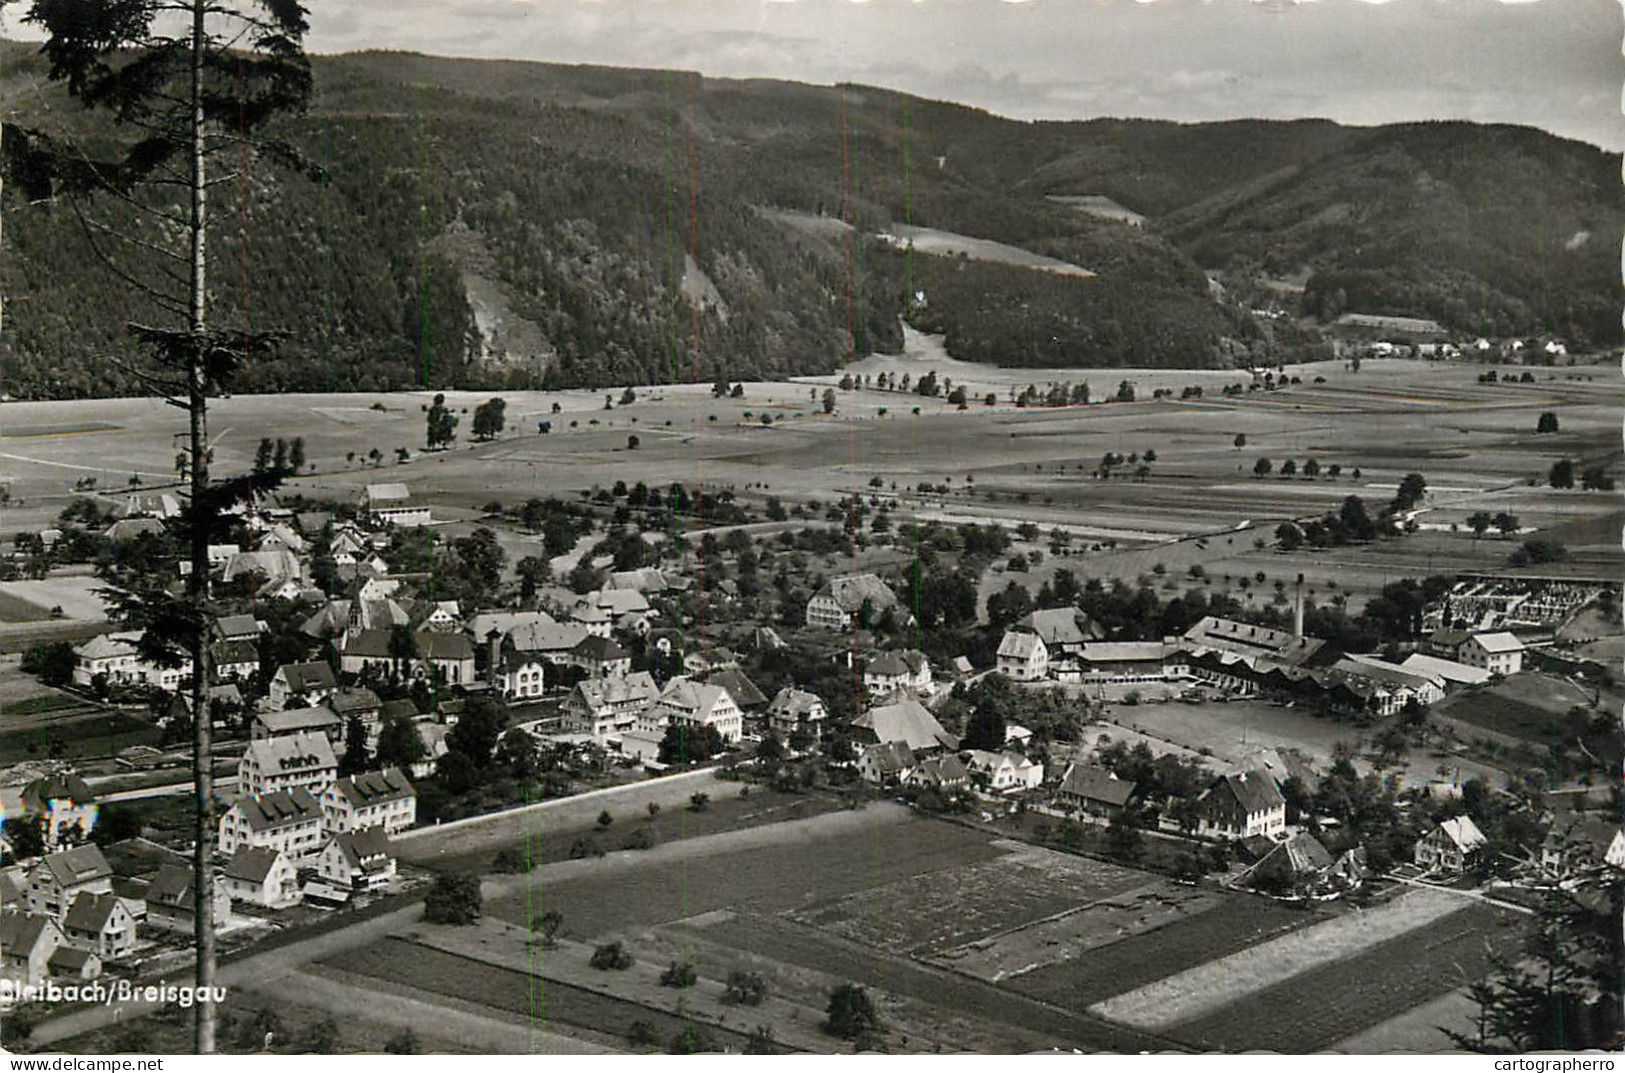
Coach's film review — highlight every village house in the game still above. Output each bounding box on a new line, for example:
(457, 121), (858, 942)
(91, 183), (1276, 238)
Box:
(360, 483), (431, 528)
(48, 945), (100, 983)
(211, 639), (261, 683)
(20, 773), (99, 850)
(1414, 815), (1487, 873)
(1183, 616), (1331, 670)
(25, 844), (113, 919)
(805, 572), (899, 630)
(60, 891), (134, 961)
(320, 769), (417, 835)
(221, 846), (302, 909)
(562, 672), (659, 740)
(218, 787), (325, 860)
(963, 750), (1044, 793)
(493, 648), (548, 700)
(863, 649), (933, 698)
(213, 614), (264, 643)
(650, 679), (743, 743)
(766, 687), (827, 740)
(858, 742), (917, 786)
(996, 630), (1049, 681)
(570, 635), (633, 679)
(1076, 641), (1188, 684)
(1009, 608), (1103, 672)
(71, 631), (192, 692)
(144, 864), (233, 936)
(907, 754), (971, 793)
(702, 666), (768, 714)
(0, 912), (65, 987)
(410, 599), (463, 633)
(238, 731), (338, 797)
(1054, 764), (1136, 821)
(326, 687), (385, 747)
(316, 827), (397, 892)
(252, 704), (343, 744)
(268, 660), (338, 710)
(1456, 631), (1525, 676)
(853, 695), (956, 752)
(1197, 770), (1287, 840)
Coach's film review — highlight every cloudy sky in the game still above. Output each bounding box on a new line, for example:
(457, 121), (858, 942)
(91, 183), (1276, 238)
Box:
(297, 0), (1623, 149)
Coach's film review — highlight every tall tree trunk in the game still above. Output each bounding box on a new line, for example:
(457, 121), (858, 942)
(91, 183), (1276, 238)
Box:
(187, 0), (216, 1054)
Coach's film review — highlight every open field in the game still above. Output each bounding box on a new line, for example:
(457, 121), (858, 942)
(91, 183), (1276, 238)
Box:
(0, 576), (113, 622)
(1089, 886), (1467, 1030)
(879, 224), (1095, 277)
(1170, 903), (1523, 1052)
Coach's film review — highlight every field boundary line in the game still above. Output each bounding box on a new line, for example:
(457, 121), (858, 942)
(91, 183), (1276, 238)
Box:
(393, 765), (720, 841)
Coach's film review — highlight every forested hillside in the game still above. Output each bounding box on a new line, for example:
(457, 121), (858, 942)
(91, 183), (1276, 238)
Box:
(0, 45), (1616, 399)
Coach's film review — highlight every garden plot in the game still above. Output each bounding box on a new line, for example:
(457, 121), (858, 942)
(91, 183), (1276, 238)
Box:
(924, 879), (1223, 982)
(786, 841), (1152, 956)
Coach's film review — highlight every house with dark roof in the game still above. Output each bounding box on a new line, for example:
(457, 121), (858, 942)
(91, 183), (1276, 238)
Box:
(320, 769), (416, 835)
(996, 630), (1049, 681)
(213, 614), (264, 643)
(48, 944), (101, 982)
(1247, 832), (1337, 893)
(906, 754), (970, 793)
(211, 639), (261, 683)
(145, 863), (233, 935)
(338, 628), (476, 686)
(61, 891), (134, 960)
(0, 912), (65, 987)
(1197, 770), (1287, 840)
(218, 787), (324, 860)
(221, 846), (301, 909)
(316, 827), (396, 892)
(1182, 616), (1333, 670)
(853, 696), (956, 752)
(702, 667), (768, 712)
(1054, 764), (1136, 820)
(25, 844), (113, 920)
(562, 672), (658, 739)
(863, 649), (933, 697)
(324, 687), (385, 746)
(21, 773), (99, 850)
(570, 634), (632, 679)
(268, 660), (338, 710)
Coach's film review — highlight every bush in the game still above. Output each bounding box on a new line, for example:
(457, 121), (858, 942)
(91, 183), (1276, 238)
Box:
(490, 847), (533, 874)
(569, 836), (606, 860)
(660, 960), (698, 988)
(597, 809), (614, 828)
(384, 1029), (421, 1054)
(621, 827), (656, 851)
(668, 1024), (718, 1054)
(590, 941), (634, 971)
(688, 792), (710, 812)
(628, 1021), (659, 1048)
(825, 982), (882, 1041)
(725, 970), (769, 1006)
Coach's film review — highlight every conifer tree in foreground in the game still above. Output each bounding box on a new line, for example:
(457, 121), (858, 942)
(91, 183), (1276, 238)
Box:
(5, 0), (314, 1052)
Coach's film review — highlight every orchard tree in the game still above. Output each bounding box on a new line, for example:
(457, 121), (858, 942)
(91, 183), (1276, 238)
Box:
(1253, 457), (1272, 478)
(1549, 459), (1575, 489)
(471, 397), (507, 441)
(427, 394), (458, 449)
(1535, 412), (1559, 434)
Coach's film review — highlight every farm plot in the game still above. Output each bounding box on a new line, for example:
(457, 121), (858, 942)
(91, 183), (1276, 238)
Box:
(926, 881), (1224, 983)
(786, 841), (1153, 955)
(1089, 886), (1465, 1030)
(325, 937), (762, 1051)
(1106, 698), (1368, 769)
(1170, 903), (1523, 1053)
(1006, 893), (1322, 1011)
(0, 707), (159, 764)
(484, 810), (1009, 938)
(0, 577), (111, 622)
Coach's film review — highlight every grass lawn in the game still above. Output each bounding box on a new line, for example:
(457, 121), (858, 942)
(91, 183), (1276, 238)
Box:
(0, 709), (161, 764)
(0, 589), (50, 623)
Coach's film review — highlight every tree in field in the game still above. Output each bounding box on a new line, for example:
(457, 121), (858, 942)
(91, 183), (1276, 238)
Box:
(1276, 523), (1304, 552)
(374, 715), (427, 770)
(1233, 433), (1247, 449)
(590, 941), (634, 970)
(6, 1), (315, 1050)
(1279, 459), (1297, 478)
(1302, 458), (1319, 479)
(822, 387), (837, 414)
(825, 983), (882, 1042)
(2, 817), (45, 863)
(627, 434), (640, 450)
(471, 397), (506, 441)
(1580, 466), (1616, 491)
(1491, 512), (1520, 538)
(725, 970), (769, 1006)
(424, 873), (482, 925)
(287, 437), (306, 473)
(338, 716), (370, 776)
(1253, 457), (1272, 478)
(1535, 412), (1559, 434)
(1393, 472), (1428, 512)
(533, 910), (563, 946)
(1548, 459), (1575, 489)
(427, 393), (458, 449)
(254, 438), (275, 473)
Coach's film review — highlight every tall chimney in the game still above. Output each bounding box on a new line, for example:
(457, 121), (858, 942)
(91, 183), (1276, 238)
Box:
(1293, 573), (1305, 639)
